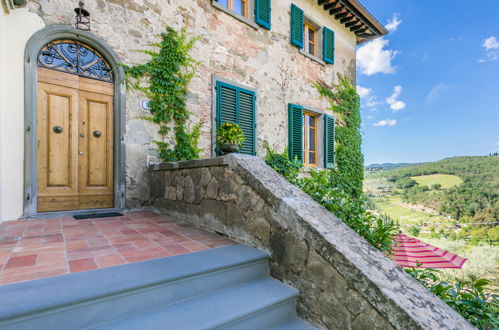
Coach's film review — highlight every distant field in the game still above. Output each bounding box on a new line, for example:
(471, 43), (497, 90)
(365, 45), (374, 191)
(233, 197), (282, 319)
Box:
(410, 174), (463, 189)
(374, 196), (449, 226)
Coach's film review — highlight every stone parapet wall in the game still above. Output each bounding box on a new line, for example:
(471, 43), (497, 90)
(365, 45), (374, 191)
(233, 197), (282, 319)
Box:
(149, 154), (474, 330)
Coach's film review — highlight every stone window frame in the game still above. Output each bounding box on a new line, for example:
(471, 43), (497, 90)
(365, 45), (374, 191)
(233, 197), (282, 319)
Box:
(299, 15), (326, 66)
(210, 75), (258, 157)
(211, 0), (259, 30)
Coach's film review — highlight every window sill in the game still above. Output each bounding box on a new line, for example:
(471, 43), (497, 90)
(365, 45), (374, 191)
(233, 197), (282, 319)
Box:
(299, 49), (326, 66)
(211, 2), (259, 30)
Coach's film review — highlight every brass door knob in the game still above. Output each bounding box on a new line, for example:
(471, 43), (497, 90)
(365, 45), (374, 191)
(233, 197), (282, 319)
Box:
(93, 130), (102, 138)
(53, 126), (63, 134)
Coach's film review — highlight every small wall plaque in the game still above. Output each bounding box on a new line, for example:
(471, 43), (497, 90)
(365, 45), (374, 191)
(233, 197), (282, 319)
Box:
(141, 100), (151, 111)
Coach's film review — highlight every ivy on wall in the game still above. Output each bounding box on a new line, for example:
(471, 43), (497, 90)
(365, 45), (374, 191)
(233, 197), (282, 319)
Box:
(125, 27), (201, 161)
(314, 75), (364, 198)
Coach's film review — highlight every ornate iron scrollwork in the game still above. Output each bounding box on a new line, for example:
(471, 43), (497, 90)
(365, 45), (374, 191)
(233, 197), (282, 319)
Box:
(38, 40), (113, 82)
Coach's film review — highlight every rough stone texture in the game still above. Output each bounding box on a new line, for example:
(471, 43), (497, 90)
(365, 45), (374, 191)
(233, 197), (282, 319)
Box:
(149, 154), (475, 330)
(18, 0), (357, 209)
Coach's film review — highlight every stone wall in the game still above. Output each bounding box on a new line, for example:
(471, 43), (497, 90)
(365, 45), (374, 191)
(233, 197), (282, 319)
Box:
(149, 154), (474, 330)
(0, 0), (357, 217)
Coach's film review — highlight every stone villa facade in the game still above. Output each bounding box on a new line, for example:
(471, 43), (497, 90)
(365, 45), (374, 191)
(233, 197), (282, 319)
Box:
(0, 0), (386, 219)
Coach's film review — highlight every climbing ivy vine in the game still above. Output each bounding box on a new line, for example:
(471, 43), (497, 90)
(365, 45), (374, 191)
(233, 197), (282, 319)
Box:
(314, 75), (364, 198)
(125, 27), (201, 161)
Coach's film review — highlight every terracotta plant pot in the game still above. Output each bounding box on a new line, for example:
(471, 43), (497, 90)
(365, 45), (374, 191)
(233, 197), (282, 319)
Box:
(218, 143), (239, 154)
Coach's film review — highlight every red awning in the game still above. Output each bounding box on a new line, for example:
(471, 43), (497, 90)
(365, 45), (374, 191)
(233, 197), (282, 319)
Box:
(392, 234), (468, 269)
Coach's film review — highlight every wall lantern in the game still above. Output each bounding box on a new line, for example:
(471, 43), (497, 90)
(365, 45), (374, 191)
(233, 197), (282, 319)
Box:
(74, 1), (90, 31)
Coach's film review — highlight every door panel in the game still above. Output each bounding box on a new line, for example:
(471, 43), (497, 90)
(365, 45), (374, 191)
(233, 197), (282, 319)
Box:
(78, 91), (114, 205)
(37, 82), (79, 201)
(37, 68), (115, 212)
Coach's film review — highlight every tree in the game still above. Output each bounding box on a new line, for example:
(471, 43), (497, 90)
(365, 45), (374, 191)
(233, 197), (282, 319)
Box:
(431, 183), (442, 190)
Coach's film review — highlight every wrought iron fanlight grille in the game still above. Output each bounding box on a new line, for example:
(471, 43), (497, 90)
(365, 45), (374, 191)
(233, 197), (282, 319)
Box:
(38, 40), (113, 82)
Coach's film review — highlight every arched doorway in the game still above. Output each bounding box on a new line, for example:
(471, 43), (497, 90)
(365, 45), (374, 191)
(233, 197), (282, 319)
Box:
(37, 40), (114, 212)
(24, 26), (125, 216)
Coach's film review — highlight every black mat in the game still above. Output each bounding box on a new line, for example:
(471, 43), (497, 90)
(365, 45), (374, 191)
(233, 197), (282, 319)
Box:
(73, 212), (123, 220)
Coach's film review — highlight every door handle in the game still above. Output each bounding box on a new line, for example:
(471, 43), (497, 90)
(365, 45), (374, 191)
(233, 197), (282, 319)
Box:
(53, 126), (63, 134)
(93, 130), (102, 138)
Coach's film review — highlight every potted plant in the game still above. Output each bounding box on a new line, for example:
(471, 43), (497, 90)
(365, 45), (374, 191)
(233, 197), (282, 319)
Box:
(216, 122), (245, 154)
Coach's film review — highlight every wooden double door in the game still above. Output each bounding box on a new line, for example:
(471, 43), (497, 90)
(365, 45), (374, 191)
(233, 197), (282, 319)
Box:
(37, 67), (114, 212)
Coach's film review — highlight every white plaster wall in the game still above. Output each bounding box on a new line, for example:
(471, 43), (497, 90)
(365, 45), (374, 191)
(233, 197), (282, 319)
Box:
(0, 9), (44, 220)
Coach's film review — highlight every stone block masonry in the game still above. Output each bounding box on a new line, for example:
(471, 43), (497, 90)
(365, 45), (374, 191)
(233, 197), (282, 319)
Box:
(149, 154), (474, 330)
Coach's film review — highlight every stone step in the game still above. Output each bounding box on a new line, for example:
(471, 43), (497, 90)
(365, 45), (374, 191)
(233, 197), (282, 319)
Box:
(0, 245), (268, 330)
(90, 278), (299, 330)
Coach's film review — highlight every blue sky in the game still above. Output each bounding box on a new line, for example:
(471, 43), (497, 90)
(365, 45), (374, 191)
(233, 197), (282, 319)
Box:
(356, 0), (499, 165)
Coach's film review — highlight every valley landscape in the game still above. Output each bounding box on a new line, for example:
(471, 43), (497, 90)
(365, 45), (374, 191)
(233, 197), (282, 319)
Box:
(365, 155), (499, 288)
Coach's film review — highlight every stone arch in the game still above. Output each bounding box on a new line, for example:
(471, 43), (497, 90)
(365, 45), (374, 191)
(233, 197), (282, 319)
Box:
(23, 25), (126, 216)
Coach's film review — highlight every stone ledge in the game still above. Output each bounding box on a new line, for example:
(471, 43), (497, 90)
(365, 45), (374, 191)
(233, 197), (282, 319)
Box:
(149, 154), (474, 330)
(149, 156), (230, 172)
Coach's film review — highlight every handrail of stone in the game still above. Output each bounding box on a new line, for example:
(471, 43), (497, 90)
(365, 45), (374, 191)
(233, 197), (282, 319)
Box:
(149, 154), (474, 330)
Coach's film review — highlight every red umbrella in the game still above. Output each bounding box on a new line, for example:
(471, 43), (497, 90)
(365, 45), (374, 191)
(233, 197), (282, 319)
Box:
(392, 234), (468, 269)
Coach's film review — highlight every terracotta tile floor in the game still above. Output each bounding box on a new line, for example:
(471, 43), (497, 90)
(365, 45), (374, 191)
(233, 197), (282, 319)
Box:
(0, 211), (235, 285)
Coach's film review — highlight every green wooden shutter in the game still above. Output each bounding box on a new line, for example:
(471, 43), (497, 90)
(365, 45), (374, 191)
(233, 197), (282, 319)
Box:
(216, 81), (238, 127)
(216, 81), (256, 156)
(323, 114), (335, 168)
(290, 4), (304, 48)
(237, 88), (256, 155)
(255, 0), (271, 30)
(323, 27), (335, 64)
(288, 103), (303, 163)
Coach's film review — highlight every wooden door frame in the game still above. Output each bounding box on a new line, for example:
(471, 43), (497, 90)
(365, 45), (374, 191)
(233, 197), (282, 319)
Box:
(23, 25), (126, 217)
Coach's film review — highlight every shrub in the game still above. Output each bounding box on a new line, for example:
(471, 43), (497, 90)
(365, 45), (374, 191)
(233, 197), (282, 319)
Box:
(295, 169), (397, 253)
(406, 267), (499, 329)
(264, 145), (397, 253)
(409, 225), (421, 236)
(263, 144), (301, 182)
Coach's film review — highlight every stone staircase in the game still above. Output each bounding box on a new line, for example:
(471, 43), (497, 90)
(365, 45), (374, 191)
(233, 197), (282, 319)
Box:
(0, 244), (315, 330)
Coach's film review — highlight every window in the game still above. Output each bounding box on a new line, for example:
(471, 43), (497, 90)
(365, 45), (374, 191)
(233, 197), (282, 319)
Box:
(216, 0), (249, 18)
(212, 0), (271, 30)
(303, 23), (318, 57)
(215, 81), (256, 155)
(303, 112), (318, 166)
(288, 103), (335, 168)
(290, 4), (335, 64)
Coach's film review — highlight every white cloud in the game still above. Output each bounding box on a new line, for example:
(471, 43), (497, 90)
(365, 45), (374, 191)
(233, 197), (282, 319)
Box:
(366, 96), (383, 109)
(385, 15), (402, 33)
(356, 14), (401, 76)
(357, 39), (399, 75)
(495, 141), (499, 146)
(386, 85), (406, 111)
(356, 86), (371, 98)
(374, 119), (397, 127)
(426, 83), (449, 103)
(479, 36), (499, 62)
(366, 115), (375, 120)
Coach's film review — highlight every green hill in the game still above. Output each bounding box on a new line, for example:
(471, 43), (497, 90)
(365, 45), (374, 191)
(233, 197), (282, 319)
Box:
(366, 156), (499, 224)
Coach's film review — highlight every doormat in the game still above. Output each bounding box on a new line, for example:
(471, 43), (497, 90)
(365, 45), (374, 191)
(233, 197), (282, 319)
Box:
(74, 212), (123, 220)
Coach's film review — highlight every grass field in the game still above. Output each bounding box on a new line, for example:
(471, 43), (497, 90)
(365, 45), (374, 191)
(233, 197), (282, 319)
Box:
(374, 196), (449, 226)
(410, 174), (463, 189)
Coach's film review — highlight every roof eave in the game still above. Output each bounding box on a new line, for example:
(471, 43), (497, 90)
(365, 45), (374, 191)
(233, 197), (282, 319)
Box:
(317, 0), (388, 45)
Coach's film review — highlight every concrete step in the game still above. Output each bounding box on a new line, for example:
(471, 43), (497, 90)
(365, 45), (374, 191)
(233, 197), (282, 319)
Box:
(0, 244), (315, 330)
(0, 245), (268, 330)
(90, 278), (299, 330)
